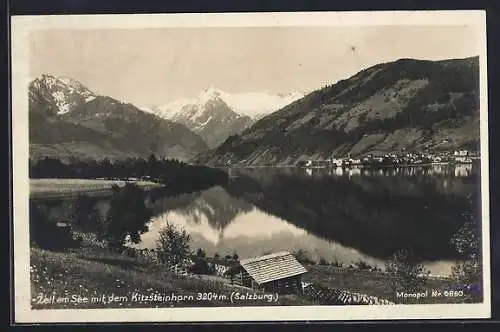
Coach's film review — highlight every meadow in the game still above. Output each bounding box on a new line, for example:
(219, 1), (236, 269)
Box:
(30, 246), (315, 309)
(303, 264), (466, 304)
(30, 178), (162, 199)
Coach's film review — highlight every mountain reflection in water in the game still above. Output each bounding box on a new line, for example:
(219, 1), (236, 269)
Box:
(139, 164), (480, 276)
(33, 164), (480, 277)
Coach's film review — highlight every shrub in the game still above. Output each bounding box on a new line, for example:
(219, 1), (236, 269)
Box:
(385, 248), (429, 292)
(354, 259), (374, 271)
(293, 249), (315, 265)
(189, 259), (213, 275)
(449, 214), (482, 302)
(155, 220), (191, 267)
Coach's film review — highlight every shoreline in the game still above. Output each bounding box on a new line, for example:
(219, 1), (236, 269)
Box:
(216, 161), (479, 169)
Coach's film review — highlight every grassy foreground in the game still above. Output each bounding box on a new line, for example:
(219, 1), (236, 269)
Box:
(30, 178), (162, 199)
(30, 246), (315, 309)
(30, 244), (470, 309)
(304, 264), (468, 304)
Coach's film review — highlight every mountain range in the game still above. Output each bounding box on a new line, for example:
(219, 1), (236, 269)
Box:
(29, 75), (208, 162)
(194, 56), (480, 166)
(139, 88), (305, 148)
(29, 56), (480, 165)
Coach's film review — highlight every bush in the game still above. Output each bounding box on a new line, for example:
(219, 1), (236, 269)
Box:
(451, 260), (481, 288)
(385, 248), (429, 292)
(155, 220), (191, 267)
(189, 259), (213, 275)
(449, 214), (482, 302)
(355, 260), (373, 271)
(293, 249), (315, 265)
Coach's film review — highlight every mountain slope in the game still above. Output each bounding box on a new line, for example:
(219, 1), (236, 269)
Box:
(194, 56), (480, 166)
(29, 75), (208, 162)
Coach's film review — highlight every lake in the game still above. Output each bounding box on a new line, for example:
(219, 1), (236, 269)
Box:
(32, 163), (481, 277)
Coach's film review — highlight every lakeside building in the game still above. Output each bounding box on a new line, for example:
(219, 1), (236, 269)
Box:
(299, 149), (478, 168)
(453, 150), (473, 163)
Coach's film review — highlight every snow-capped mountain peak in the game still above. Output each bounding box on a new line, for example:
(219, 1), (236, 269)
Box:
(148, 88), (306, 121)
(199, 86), (223, 104)
(29, 74), (97, 114)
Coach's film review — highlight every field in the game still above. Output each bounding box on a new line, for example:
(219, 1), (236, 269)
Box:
(30, 178), (162, 199)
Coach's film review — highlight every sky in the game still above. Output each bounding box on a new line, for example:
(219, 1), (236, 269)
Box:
(29, 25), (482, 107)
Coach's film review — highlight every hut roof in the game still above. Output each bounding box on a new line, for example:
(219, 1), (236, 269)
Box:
(239, 251), (307, 285)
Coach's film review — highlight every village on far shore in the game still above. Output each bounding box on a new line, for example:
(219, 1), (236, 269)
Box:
(298, 149), (479, 169)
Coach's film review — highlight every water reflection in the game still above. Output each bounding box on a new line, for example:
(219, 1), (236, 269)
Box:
(303, 164), (474, 178)
(143, 164), (479, 275)
(31, 164), (480, 276)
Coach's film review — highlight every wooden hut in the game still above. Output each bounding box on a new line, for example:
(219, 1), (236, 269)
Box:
(231, 251), (307, 294)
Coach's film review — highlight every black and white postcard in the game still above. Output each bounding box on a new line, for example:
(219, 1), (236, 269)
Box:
(11, 10), (490, 322)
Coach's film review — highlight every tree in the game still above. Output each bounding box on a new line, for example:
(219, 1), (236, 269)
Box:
(385, 248), (429, 292)
(103, 183), (152, 250)
(72, 194), (103, 234)
(450, 213), (482, 302)
(30, 201), (76, 251)
(99, 158), (113, 178)
(33, 157), (68, 178)
(155, 220), (192, 267)
(147, 153), (159, 178)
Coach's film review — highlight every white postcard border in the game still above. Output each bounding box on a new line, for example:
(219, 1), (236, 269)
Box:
(11, 10), (491, 323)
